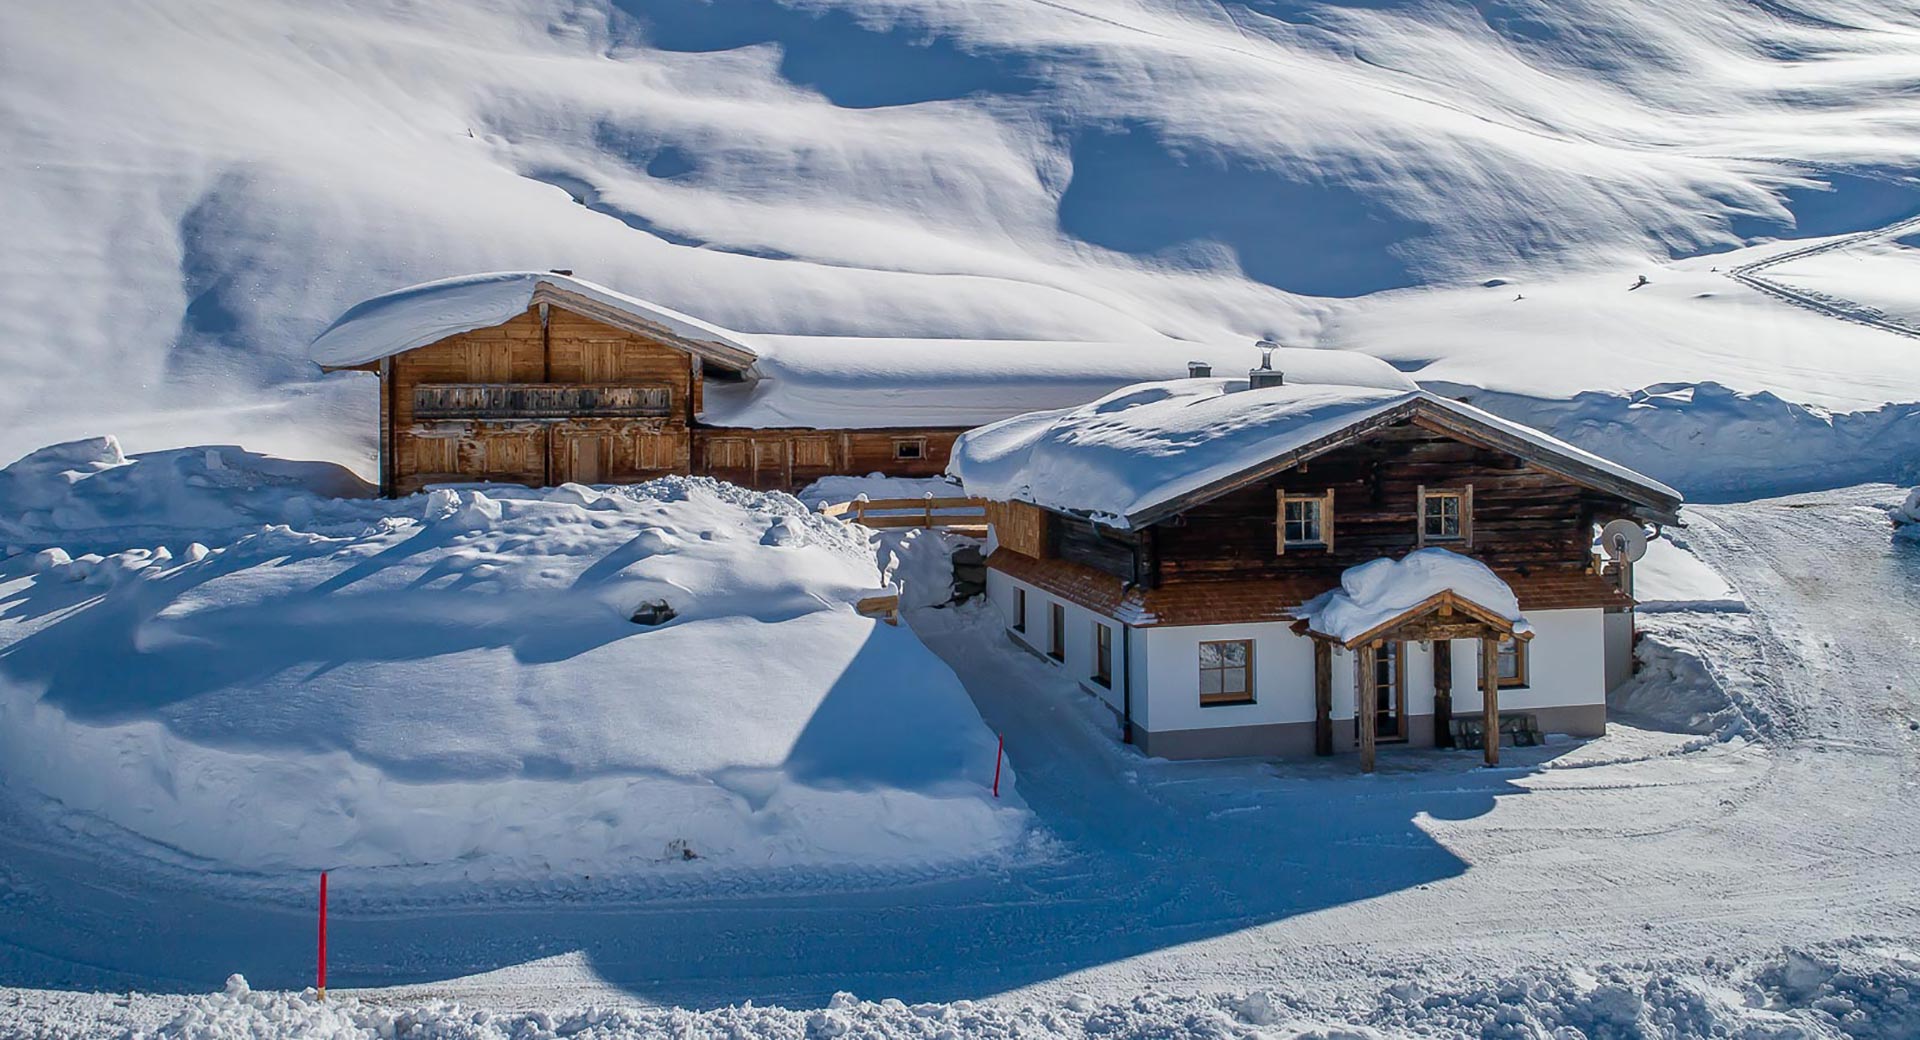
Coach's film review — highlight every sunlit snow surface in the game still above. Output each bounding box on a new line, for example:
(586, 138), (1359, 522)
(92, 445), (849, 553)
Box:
(5, 0), (1920, 484)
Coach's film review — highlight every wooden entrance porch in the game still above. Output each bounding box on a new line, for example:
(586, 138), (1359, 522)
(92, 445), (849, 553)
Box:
(1296, 590), (1533, 772)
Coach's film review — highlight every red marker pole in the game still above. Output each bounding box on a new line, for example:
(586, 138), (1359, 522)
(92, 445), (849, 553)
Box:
(992, 735), (1004, 798)
(317, 871), (328, 1001)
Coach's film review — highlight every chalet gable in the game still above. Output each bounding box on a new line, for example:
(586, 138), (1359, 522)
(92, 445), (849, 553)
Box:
(1126, 394), (1682, 528)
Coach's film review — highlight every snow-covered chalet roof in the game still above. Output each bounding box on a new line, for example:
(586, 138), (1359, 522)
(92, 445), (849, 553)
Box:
(309, 271), (759, 370)
(700, 338), (1409, 430)
(949, 378), (1683, 528)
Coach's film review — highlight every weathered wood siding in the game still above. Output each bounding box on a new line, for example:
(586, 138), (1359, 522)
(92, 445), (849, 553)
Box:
(1147, 420), (1609, 584)
(388, 305), (696, 494)
(983, 500), (1051, 559)
(693, 429), (962, 491)
(380, 305), (967, 495)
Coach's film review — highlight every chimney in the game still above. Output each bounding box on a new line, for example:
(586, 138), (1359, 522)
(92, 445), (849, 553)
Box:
(1249, 339), (1285, 389)
(1187, 360), (1212, 379)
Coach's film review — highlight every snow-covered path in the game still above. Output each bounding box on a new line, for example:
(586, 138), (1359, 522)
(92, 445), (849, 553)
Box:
(2, 487), (1919, 1019)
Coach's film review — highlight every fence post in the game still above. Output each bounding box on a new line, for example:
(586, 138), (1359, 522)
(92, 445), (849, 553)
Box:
(992, 734), (1004, 798)
(317, 871), (328, 1000)
(924, 492), (935, 528)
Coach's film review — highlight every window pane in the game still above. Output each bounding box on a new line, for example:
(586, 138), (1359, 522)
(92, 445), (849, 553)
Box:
(1199, 643), (1222, 668)
(1201, 671), (1223, 695)
(1223, 669), (1246, 695)
(1221, 642), (1247, 666)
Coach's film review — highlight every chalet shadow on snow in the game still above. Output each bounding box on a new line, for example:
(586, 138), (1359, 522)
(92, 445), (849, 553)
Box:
(951, 358), (1682, 770)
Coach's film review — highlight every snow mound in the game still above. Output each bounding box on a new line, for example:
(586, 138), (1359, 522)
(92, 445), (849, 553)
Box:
(34, 944), (1918, 1039)
(1893, 488), (1920, 540)
(0, 437), (373, 552)
(0, 466), (1025, 886)
(1632, 533), (1746, 613)
(1295, 549), (1526, 645)
(796, 474), (965, 510)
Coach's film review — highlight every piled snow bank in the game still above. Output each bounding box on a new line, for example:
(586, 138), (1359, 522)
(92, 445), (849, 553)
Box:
(796, 474), (966, 510)
(1435, 382), (1920, 501)
(20, 944), (1919, 1039)
(1632, 533), (1746, 613)
(0, 436), (372, 552)
(1296, 549), (1525, 644)
(1611, 613), (1776, 744)
(1893, 488), (1920, 540)
(0, 469), (1024, 887)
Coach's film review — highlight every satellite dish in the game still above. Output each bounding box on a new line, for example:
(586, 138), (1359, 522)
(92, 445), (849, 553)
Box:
(1599, 519), (1648, 563)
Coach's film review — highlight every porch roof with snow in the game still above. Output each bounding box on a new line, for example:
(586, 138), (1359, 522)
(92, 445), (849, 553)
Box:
(948, 378), (1683, 528)
(309, 271), (760, 372)
(1291, 549), (1533, 650)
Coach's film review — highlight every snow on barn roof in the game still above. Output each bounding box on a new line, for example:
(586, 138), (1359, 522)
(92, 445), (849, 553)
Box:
(949, 379), (1682, 528)
(701, 338), (1412, 430)
(309, 271), (759, 370)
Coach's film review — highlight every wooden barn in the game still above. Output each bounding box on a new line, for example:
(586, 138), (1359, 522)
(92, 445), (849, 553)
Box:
(311, 272), (987, 496)
(949, 358), (1683, 769)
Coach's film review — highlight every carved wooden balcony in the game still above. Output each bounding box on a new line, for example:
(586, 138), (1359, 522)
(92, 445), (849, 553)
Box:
(413, 384), (673, 420)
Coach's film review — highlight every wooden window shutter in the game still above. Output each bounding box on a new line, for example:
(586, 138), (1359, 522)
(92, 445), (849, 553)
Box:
(1415, 484), (1427, 547)
(1274, 489), (1285, 555)
(1462, 483), (1474, 548)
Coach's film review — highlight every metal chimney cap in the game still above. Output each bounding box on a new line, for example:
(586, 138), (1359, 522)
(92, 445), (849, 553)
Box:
(1187, 360), (1213, 378)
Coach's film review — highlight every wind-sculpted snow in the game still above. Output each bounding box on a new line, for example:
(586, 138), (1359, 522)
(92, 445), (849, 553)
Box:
(0, 464), (1027, 886)
(5, 0), (1920, 485)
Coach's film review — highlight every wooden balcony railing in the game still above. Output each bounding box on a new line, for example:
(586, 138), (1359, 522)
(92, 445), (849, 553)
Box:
(413, 384), (673, 419)
(820, 496), (987, 534)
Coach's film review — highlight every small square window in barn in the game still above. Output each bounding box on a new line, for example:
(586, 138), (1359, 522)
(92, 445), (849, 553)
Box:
(892, 438), (926, 461)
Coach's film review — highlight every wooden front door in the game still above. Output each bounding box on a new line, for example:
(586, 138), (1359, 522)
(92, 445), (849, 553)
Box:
(568, 434), (608, 485)
(751, 439), (789, 490)
(1369, 640), (1408, 742)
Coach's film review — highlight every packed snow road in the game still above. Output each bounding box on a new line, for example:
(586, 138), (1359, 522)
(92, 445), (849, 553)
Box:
(2, 486), (1918, 1031)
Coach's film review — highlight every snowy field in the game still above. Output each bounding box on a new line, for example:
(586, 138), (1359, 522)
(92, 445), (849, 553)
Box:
(4, 484), (1918, 1037)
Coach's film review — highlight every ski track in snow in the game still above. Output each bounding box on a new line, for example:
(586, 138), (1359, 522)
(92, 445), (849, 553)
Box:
(2, 486), (1919, 1038)
(1726, 214), (1920, 341)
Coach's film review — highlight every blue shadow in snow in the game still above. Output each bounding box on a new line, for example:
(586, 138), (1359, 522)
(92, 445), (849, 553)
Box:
(610, 0), (1042, 109)
(1057, 123), (1430, 298)
(1728, 171), (1920, 241)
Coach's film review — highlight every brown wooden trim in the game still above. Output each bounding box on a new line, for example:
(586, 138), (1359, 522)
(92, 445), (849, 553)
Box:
(1198, 638), (1256, 706)
(1356, 642), (1377, 773)
(1480, 637), (1500, 766)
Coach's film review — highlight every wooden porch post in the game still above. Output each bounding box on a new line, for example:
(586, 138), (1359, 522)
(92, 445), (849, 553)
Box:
(1433, 639), (1454, 749)
(1479, 636), (1499, 766)
(1356, 641), (1378, 773)
(1313, 640), (1332, 757)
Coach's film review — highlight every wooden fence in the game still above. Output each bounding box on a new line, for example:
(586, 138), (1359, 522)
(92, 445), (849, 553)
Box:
(819, 496), (989, 534)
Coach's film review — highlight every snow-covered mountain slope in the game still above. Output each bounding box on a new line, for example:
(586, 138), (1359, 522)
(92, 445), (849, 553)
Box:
(5, 0), (1920, 489)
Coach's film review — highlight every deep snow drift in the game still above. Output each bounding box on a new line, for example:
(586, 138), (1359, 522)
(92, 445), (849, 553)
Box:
(0, 445), (1026, 886)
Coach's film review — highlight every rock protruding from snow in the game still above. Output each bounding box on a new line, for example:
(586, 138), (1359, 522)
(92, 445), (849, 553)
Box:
(1296, 549), (1526, 644)
(1894, 488), (1920, 540)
